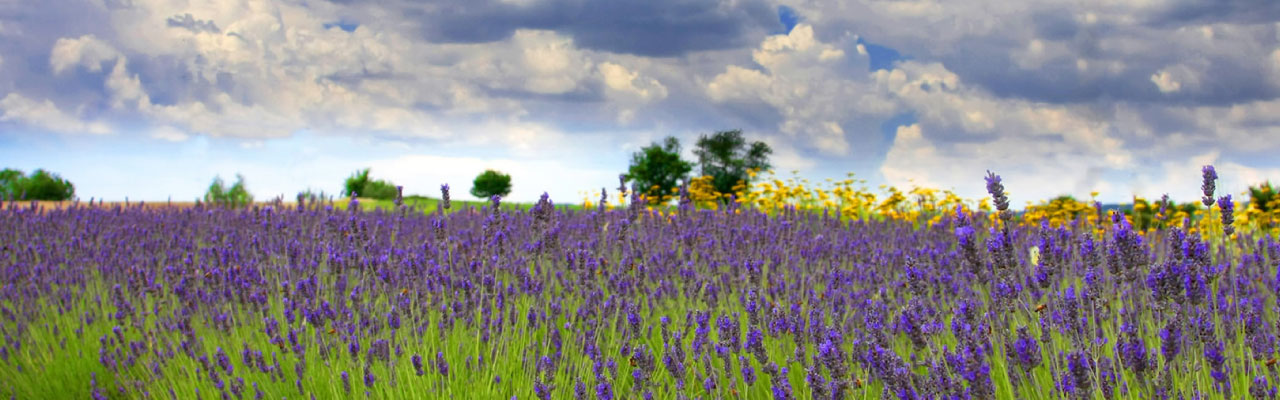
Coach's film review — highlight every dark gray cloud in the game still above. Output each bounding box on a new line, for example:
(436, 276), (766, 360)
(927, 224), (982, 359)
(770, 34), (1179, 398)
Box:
(1143, 0), (1280, 27)
(165, 13), (220, 33)
(2, 0), (1279, 204)
(804, 1), (1280, 109)
(346, 0), (781, 57)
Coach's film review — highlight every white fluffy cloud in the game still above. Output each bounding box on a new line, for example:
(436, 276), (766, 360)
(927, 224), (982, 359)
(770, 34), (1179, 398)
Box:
(706, 24), (892, 156)
(3, 0), (1280, 204)
(49, 34), (122, 74)
(0, 93), (112, 135)
(149, 125), (189, 142)
(876, 60), (1137, 203)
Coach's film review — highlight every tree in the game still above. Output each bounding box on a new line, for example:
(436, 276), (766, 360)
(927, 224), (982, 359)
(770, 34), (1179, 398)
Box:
(471, 170), (512, 199)
(625, 136), (693, 202)
(0, 168), (75, 201)
(693, 129), (772, 198)
(343, 168), (398, 200)
(204, 174), (253, 208)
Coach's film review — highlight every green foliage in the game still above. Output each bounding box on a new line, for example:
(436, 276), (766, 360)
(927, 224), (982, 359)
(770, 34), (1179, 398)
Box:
(692, 129), (772, 198)
(204, 174), (253, 208)
(342, 168), (398, 200)
(470, 169), (512, 199)
(625, 136), (693, 202)
(0, 168), (75, 201)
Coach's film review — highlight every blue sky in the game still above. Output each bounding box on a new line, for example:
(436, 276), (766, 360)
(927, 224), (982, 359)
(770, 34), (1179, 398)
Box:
(2, 0), (1280, 205)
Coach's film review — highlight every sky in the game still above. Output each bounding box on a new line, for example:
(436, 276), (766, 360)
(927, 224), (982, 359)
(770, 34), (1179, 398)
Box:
(2, 0), (1280, 206)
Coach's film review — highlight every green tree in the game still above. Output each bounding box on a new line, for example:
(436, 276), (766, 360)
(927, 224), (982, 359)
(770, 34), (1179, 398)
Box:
(0, 168), (75, 201)
(471, 169), (512, 199)
(204, 174), (253, 208)
(693, 129), (772, 198)
(342, 168), (398, 200)
(625, 136), (693, 202)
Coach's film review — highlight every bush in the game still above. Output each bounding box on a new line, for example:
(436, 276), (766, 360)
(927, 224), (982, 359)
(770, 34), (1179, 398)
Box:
(0, 168), (75, 201)
(471, 170), (512, 199)
(343, 168), (398, 200)
(204, 174), (253, 208)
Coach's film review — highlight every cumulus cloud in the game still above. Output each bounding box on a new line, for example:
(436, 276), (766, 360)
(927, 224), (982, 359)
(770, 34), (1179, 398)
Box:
(876, 61), (1135, 203)
(1151, 69), (1183, 93)
(706, 24), (893, 157)
(50, 34), (122, 75)
(149, 125), (189, 142)
(3, 0), (1280, 204)
(349, 0), (780, 57)
(0, 93), (112, 135)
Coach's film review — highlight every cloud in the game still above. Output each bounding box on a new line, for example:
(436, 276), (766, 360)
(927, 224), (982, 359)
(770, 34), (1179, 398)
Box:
(599, 62), (667, 102)
(50, 34), (122, 74)
(0, 93), (113, 135)
(1151, 69), (1182, 93)
(875, 60), (1140, 203)
(165, 13), (220, 33)
(3, 0), (1280, 206)
(784, 0), (1280, 107)
(706, 24), (893, 157)
(355, 0), (781, 57)
(149, 125), (189, 142)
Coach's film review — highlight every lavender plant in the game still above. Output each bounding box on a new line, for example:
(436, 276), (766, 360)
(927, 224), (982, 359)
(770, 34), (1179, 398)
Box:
(0, 167), (1275, 400)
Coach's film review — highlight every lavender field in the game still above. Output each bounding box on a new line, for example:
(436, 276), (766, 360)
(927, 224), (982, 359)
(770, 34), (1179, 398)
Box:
(1, 169), (1277, 400)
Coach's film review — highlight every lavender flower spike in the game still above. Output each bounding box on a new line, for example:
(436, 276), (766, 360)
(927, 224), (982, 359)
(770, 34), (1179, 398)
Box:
(1218, 195), (1234, 236)
(1201, 165), (1217, 207)
(441, 184), (452, 209)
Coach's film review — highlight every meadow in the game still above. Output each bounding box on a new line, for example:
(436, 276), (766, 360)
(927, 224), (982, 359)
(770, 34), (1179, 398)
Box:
(1, 169), (1279, 400)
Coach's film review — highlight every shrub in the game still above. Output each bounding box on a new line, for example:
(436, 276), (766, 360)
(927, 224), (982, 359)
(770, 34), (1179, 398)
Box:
(470, 170), (512, 199)
(204, 174), (253, 208)
(0, 168), (75, 201)
(343, 168), (398, 200)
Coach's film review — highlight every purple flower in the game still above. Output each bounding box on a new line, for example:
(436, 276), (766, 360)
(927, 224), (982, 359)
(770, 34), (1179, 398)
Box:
(1218, 195), (1235, 235)
(1204, 341), (1226, 371)
(770, 367), (794, 400)
(534, 380), (553, 400)
(215, 347), (233, 375)
(740, 356), (756, 386)
(595, 380), (613, 400)
(1007, 327), (1041, 371)
(1202, 165), (1217, 207)
(1252, 375), (1276, 399)
(388, 308), (401, 330)
(985, 170), (1010, 217)
(1119, 336), (1152, 375)
(1159, 321), (1182, 362)
(436, 352), (450, 377)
